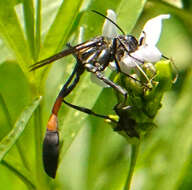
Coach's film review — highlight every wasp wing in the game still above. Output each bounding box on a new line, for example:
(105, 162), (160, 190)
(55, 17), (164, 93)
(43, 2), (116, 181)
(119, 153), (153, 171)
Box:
(29, 38), (102, 71)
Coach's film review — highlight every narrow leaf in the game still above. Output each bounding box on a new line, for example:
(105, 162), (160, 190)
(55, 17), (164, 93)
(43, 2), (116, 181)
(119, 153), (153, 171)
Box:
(35, 0), (41, 60)
(40, 0), (83, 59)
(23, 0), (36, 59)
(117, 0), (147, 33)
(148, 0), (192, 34)
(0, 1), (32, 76)
(0, 96), (42, 161)
(2, 159), (35, 190)
(0, 93), (30, 169)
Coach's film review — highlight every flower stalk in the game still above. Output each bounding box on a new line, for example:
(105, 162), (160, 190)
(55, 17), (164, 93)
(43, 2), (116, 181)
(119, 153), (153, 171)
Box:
(124, 143), (140, 190)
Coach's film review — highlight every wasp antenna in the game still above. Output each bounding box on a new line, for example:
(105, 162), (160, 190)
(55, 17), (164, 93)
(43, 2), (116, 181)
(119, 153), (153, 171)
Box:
(91, 10), (125, 35)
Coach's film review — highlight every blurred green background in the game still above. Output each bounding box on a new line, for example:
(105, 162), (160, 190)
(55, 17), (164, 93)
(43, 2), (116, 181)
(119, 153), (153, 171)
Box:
(0, 0), (192, 189)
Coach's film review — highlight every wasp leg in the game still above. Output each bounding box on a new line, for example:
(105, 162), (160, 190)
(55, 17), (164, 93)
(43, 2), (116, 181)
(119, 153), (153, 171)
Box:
(162, 56), (178, 83)
(63, 99), (117, 124)
(115, 37), (153, 86)
(97, 71), (127, 101)
(114, 57), (151, 89)
(85, 63), (128, 106)
(112, 38), (121, 72)
(63, 99), (139, 138)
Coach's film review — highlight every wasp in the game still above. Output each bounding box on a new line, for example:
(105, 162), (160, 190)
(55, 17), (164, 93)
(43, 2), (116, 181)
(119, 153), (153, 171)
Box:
(30, 10), (169, 178)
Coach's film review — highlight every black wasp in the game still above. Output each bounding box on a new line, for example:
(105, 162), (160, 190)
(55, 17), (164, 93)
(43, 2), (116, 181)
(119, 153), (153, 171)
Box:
(30, 10), (152, 178)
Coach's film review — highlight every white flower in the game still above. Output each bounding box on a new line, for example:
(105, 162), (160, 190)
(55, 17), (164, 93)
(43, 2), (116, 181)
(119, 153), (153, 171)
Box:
(140, 14), (170, 46)
(102, 9), (118, 38)
(102, 10), (170, 73)
(131, 14), (170, 63)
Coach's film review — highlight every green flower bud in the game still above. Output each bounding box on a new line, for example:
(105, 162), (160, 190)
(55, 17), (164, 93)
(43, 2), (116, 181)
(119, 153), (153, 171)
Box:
(110, 60), (173, 142)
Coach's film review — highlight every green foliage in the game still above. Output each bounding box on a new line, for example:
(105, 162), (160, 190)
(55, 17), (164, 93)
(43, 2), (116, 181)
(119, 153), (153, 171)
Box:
(0, 0), (192, 190)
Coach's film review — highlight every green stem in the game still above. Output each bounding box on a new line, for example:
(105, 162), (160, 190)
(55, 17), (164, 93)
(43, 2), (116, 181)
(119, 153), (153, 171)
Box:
(34, 106), (49, 190)
(35, 0), (41, 60)
(124, 143), (140, 190)
(23, 0), (35, 59)
(30, 83), (49, 189)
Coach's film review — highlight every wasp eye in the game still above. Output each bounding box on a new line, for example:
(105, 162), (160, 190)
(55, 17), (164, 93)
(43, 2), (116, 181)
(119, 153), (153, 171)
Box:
(127, 35), (138, 44)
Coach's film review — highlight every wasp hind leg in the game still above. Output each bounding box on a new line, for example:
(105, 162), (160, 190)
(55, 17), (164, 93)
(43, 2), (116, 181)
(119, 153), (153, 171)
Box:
(63, 100), (139, 138)
(63, 99), (118, 124)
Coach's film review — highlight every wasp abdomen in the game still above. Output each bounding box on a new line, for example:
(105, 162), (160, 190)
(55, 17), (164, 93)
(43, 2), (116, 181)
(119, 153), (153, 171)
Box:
(43, 130), (59, 178)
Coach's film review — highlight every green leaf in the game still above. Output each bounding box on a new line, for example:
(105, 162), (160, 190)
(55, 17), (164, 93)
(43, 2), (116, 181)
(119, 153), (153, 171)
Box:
(35, 0), (41, 60)
(148, 0), (192, 35)
(0, 1), (32, 77)
(2, 159), (35, 190)
(182, 0), (192, 10)
(0, 93), (31, 170)
(23, 0), (36, 59)
(139, 69), (192, 190)
(117, 0), (147, 33)
(39, 0), (83, 59)
(0, 96), (42, 161)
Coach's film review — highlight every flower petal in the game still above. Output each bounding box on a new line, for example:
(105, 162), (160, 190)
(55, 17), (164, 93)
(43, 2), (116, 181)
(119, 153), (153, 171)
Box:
(120, 56), (140, 71)
(131, 45), (162, 63)
(139, 14), (170, 46)
(118, 45), (162, 74)
(102, 9), (118, 38)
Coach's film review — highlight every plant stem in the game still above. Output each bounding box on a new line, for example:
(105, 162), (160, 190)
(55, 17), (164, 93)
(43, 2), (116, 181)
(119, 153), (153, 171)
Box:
(30, 78), (49, 190)
(35, 0), (41, 60)
(124, 143), (140, 190)
(34, 106), (50, 190)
